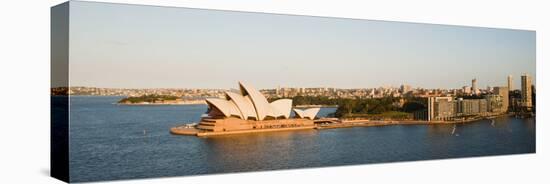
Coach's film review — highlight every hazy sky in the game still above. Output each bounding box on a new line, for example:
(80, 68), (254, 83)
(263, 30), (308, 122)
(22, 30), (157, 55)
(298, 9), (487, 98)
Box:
(66, 1), (536, 89)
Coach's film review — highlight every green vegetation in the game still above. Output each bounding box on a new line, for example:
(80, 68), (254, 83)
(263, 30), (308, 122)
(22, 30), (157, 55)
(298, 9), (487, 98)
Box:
(402, 99), (427, 112)
(334, 97), (402, 118)
(118, 95), (179, 104)
(271, 96), (428, 120)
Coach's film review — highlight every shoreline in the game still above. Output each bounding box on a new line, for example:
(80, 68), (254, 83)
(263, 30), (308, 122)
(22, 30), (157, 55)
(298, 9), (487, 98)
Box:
(317, 113), (513, 129)
(171, 114), (514, 137)
(171, 126), (317, 137)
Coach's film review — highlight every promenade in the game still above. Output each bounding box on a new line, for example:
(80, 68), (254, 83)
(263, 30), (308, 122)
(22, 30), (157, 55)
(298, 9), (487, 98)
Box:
(170, 115), (511, 137)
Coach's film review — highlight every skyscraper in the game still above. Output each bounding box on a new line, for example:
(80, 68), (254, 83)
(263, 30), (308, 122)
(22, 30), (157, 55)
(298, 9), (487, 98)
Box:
(507, 75), (513, 91)
(494, 86), (509, 112)
(521, 74), (532, 108)
(472, 78), (478, 95)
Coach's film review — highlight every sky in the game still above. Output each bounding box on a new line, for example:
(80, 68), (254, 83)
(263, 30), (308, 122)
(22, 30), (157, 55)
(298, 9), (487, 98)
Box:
(64, 1), (536, 89)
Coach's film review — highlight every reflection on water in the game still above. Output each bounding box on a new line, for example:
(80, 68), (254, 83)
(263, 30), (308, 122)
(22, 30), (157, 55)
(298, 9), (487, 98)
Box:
(202, 130), (320, 172)
(69, 96), (535, 182)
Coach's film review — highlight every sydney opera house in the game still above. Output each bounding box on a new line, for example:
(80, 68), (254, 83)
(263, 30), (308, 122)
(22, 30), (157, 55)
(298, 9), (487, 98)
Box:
(194, 82), (321, 133)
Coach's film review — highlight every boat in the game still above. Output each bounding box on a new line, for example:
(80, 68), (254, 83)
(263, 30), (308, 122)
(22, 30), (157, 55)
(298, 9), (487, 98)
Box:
(451, 124), (456, 135)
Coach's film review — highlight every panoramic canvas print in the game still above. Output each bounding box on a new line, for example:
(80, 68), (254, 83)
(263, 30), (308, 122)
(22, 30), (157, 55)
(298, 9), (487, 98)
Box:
(51, 1), (536, 183)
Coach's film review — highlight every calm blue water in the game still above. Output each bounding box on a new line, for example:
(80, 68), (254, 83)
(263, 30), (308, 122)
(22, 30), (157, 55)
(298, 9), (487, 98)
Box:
(68, 96), (535, 182)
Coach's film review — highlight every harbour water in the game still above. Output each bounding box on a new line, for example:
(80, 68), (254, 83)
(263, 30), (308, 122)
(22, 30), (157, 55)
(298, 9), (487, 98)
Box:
(68, 96), (535, 182)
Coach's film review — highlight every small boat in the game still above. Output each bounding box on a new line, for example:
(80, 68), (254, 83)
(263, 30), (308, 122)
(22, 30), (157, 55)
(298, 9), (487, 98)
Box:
(451, 124), (456, 135)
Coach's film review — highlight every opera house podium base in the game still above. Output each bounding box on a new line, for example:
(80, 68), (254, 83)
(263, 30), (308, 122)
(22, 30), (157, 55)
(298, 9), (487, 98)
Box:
(170, 117), (316, 137)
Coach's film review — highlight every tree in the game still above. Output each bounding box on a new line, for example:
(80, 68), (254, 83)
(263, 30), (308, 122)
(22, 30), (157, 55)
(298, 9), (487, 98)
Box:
(402, 101), (425, 112)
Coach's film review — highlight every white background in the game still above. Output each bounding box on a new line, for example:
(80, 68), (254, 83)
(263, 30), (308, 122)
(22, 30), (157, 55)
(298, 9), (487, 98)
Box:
(0, 0), (548, 183)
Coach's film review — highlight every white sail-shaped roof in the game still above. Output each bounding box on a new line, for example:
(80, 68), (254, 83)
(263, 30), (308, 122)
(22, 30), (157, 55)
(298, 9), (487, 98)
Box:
(244, 95), (258, 120)
(239, 81), (273, 121)
(270, 99), (292, 118)
(293, 109), (307, 119)
(203, 81), (313, 121)
(205, 98), (242, 118)
(225, 91), (257, 120)
(293, 108), (320, 120)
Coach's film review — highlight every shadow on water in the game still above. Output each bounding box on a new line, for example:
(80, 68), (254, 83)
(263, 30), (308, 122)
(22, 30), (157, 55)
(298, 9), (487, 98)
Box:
(201, 130), (320, 172)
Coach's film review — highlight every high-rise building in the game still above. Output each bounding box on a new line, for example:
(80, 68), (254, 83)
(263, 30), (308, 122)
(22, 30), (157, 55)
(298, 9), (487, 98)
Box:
(494, 86), (509, 112)
(275, 85), (281, 96)
(458, 99), (481, 115)
(428, 97), (454, 121)
(485, 94), (503, 113)
(521, 74), (533, 108)
(472, 78), (478, 94)
(507, 75), (513, 91)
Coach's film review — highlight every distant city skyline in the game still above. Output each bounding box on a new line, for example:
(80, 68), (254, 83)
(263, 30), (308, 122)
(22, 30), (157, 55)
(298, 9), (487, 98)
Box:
(62, 1), (536, 89)
(65, 77), (530, 90)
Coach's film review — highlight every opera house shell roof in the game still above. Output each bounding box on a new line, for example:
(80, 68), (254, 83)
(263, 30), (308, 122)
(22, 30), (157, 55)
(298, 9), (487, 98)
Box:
(205, 82), (320, 121)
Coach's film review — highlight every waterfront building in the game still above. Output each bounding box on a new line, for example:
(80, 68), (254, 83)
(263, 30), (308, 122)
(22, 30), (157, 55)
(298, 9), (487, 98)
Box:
(485, 94), (503, 113)
(430, 97), (456, 120)
(458, 99), (480, 115)
(419, 91), (509, 121)
(428, 97), (455, 121)
(413, 109), (428, 121)
(521, 74), (533, 109)
(479, 99), (488, 115)
(493, 86), (509, 112)
(197, 82), (320, 132)
(509, 90), (522, 112)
